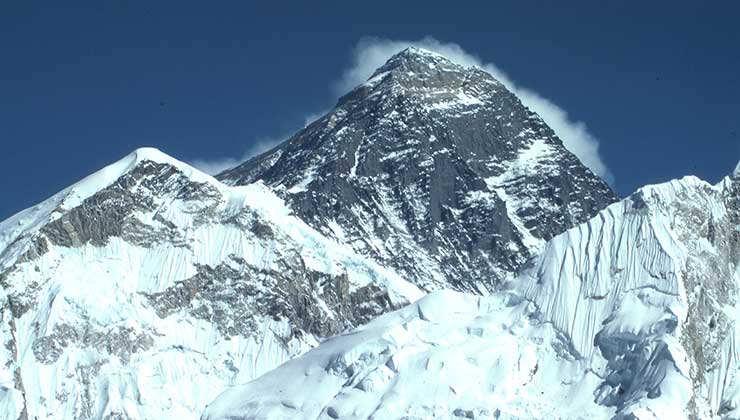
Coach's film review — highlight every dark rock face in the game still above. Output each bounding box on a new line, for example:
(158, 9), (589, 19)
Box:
(0, 160), (223, 318)
(33, 324), (154, 365)
(219, 48), (617, 292)
(143, 255), (397, 341)
(41, 161), (221, 249)
(5, 158), (402, 354)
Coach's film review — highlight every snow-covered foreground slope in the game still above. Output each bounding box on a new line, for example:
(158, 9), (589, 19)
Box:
(0, 148), (422, 420)
(204, 168), (740, 420)
(203, 290), (610, 420)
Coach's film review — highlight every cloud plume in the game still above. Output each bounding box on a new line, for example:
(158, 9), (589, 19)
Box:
(335, 36), (613, 183)
(189, 137), (284, 175)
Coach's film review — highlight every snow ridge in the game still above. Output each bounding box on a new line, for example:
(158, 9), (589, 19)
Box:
(0, 148), (216, 265)
(4, 48), (701, 420)
(0, 148), (422, 420)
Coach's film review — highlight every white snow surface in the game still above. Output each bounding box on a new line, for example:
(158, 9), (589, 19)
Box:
(484, 138), (559, 252)
(0, 148), (422, 420)
(203, 290), (609, 420)
(204, 173), (740, 420)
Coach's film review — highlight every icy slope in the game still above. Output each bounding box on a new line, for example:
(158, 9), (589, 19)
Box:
(202, 290), (611, 420)
(203, 167), (739, 420)
(219, 47), (617, 293)
(0, 148), (421, 420)
(516, 171), (740, 419)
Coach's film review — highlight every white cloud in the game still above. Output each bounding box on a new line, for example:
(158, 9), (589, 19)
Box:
(303, 109), (330, 128)
(190, 105), (328, 176)
(335, 36), (614, 183)
(189, 137), (284, 175)
(191, 107), (330, 176)
(189, 156), (240, 176)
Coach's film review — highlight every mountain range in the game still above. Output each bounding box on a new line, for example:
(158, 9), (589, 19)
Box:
(0, 47), (736, 420)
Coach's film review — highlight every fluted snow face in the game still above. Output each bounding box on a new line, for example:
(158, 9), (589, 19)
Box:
(0, 150), (421, 420)
(203, 174), (740, 420)
(516, 174), (740, 419)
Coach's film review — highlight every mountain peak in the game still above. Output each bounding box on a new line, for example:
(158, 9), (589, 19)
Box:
(219, 44), (618, 293)
(367, 46), (465, 80)
(0, 147), (218, 264)
(50, 147), (216, 211)
(339, 47), (506, 113)
(130, 146), (174, 164)
(0, 146), (423, 420)
(733, 160), (740, 178)
(395, 46), (448, 60)
(205, 164), (740, 420)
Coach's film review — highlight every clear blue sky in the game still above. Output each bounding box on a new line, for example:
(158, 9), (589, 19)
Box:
(2, 1), (738, 221)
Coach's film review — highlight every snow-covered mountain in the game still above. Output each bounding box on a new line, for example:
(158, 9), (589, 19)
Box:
(218, 47), (617, 293)
(0, 47), (634, 420)
(203, 166), (740, 420)
(0, 148), (422, 420)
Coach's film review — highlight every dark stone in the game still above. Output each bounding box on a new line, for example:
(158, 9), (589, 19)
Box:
(143, 255), (399, 340)
(41, 160), (220, 249)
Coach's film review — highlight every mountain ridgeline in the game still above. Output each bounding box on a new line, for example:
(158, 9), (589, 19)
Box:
(218, 47), (617, 293)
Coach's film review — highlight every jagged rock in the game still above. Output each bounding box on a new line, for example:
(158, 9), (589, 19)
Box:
(0, 48), (623, 420)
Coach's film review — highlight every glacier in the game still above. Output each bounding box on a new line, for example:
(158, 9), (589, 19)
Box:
(203, 167), (740, 420)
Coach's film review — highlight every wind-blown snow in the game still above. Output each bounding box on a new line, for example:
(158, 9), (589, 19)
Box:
(218, 45), (618, 295)
(335, 39), (613, 182)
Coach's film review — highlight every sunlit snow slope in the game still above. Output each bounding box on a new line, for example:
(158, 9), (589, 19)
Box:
(203, 166), (740, 420)
(0, 148), (422, 420)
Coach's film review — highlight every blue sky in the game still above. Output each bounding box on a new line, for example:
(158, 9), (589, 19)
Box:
(1, 1), (738, 220)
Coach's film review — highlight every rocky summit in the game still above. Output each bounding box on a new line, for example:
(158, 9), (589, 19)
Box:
(219, 47), (617, 293)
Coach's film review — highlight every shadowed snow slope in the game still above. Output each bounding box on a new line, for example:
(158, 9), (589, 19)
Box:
(203, 171), (739, 420)
(0, 148), (422, 420)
